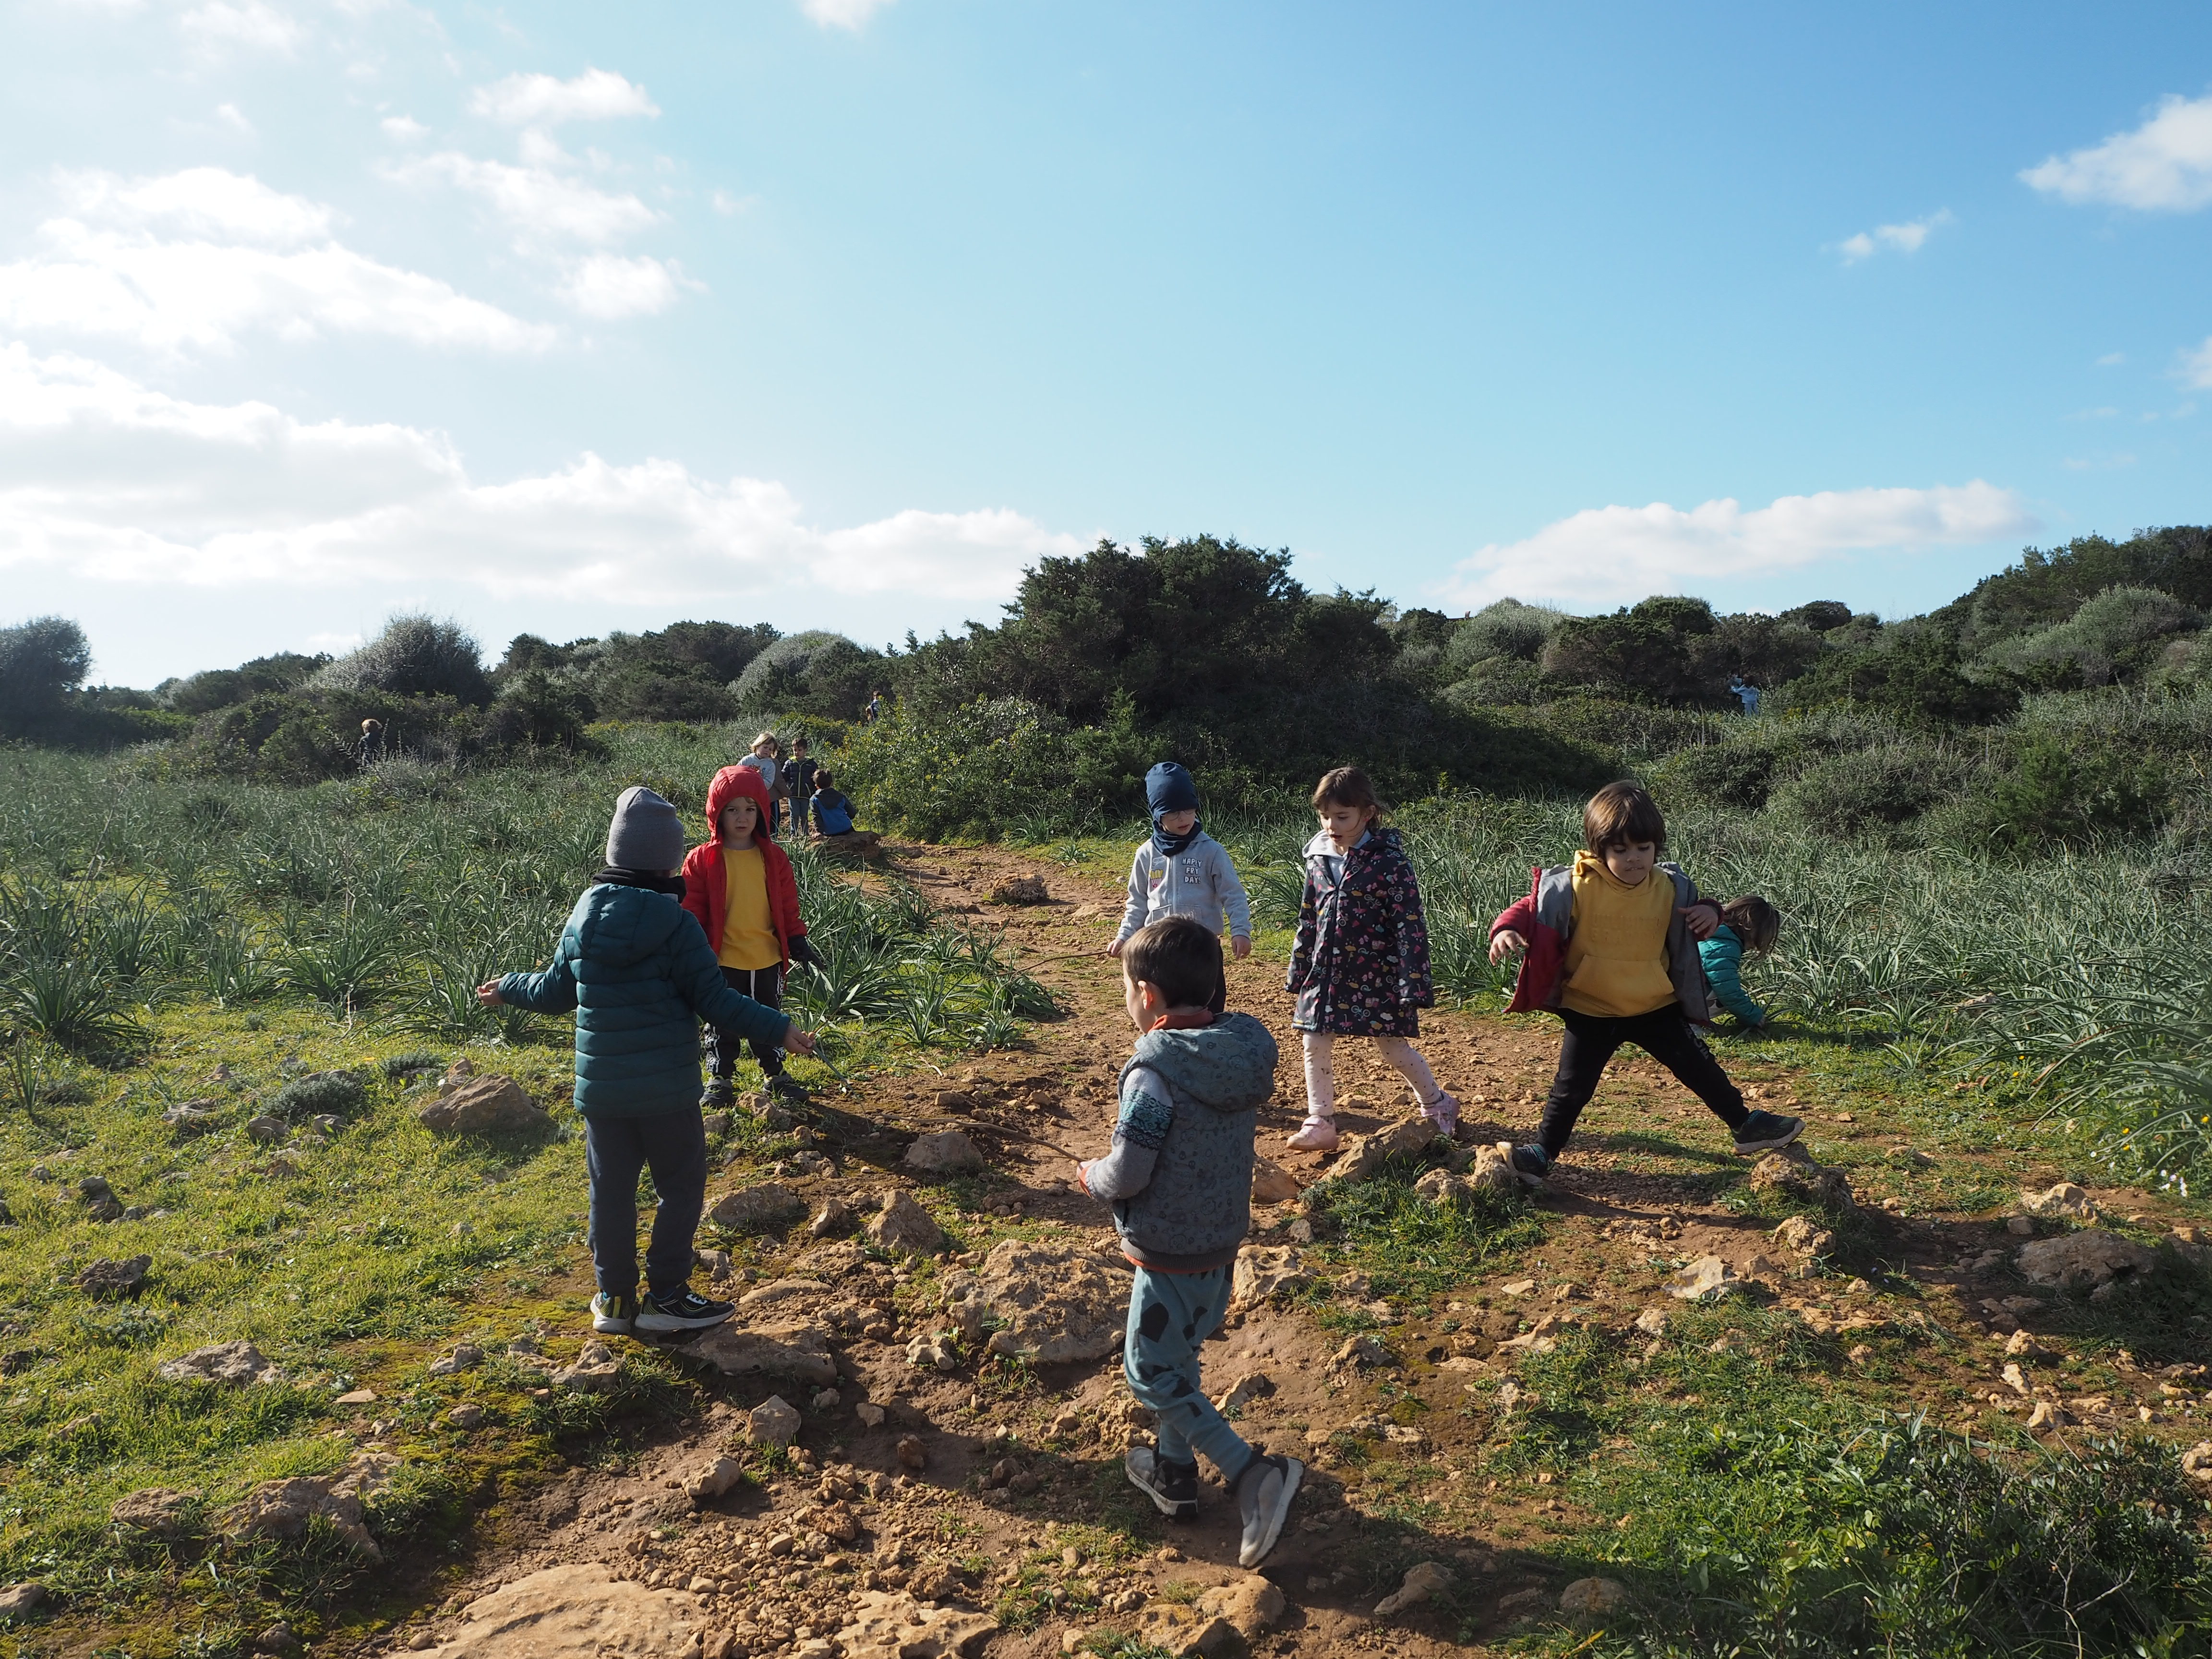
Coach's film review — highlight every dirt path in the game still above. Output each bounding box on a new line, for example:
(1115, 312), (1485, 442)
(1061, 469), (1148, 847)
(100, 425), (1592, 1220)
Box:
(362, 839), (2212, 1659)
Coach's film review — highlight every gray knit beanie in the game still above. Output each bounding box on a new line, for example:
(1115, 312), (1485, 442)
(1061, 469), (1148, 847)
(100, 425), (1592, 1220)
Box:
(605, 786), (687, 873)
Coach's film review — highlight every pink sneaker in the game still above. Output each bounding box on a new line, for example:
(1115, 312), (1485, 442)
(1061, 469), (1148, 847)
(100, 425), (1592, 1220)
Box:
(1285, 1117), (1340, 1153)
(1418, 1092), (1460, 1137)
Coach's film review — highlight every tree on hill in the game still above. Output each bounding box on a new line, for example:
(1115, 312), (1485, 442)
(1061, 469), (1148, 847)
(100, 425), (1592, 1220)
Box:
(311, 615), (492, 706)
(0, 616), (92, 736)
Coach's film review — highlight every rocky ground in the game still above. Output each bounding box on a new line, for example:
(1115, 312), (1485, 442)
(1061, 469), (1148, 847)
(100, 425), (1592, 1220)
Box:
(264, 841), (2212, 1659)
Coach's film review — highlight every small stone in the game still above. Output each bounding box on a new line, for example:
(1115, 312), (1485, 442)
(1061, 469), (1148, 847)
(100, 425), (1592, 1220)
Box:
(0, 1582), (46, 1620)
(2026, 1401), (2065, 1431)
(551, 1340), (624, 1394)
(416, 1073), (549, 1135)
(709, 1182), (808, 1234)
(856, 1402), (887, 1427)
(446, 1402), (484, 1430)
(428, 1343), (483, 1377)
(110, 1487), (199, 1539)
(86, 1194), (124, 1222)
(2007, 1215), (2037, 1236)
(2016, 1229), (2157, 1293)
(158, 1341), (283, 1387)
(1196, 1574), (1286, 1638)
(1559, 1576), (1632, 1620)
(1213, 1372), (1275, 1413)
(1667, 1255), (1740, 1301)
(254, 1622), (300, 1653)
(77, 1175), (112, 1200)
(335, 1388), (378, 1407)
(748, 1394), (803, 1447)
(1747, 1149), (1854, 1210)
(1374, 1560), (1450, 1618)
(902, 1130), (986, 1175)
(811, 1388), (842, 1411)
(989, 874), (1050, 904)
(1230, 1244), (1314, 1310)
(809, 1196), (857, 1238)
(895, 1434), (926, 1470)
(1771, 1215), (1836, 1258)
(1633, 1307), (1669, 1335)
(1250, 1156), (1300, 1204)
(866, 1190), (945, 1255)
(701, 1111), (732, 1135)
(2020, 1181), (2097, 1220)
(2179, 1441), (2212, 1482)
(685, 1455), (747, 1503)
(246, 1116), (288, 1143)
(73, 1255), (151, 1299)
(1500, 1278), (1537, 1296)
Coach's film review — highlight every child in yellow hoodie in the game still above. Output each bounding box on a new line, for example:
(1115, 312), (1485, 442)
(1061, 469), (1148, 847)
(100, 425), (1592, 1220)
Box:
(1486, 782), (1801, 1186)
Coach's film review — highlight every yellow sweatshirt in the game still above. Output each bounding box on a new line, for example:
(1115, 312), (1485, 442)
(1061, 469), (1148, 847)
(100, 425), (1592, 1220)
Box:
(1561, 850), (1677, 1018)
(718, 846), (781, 971)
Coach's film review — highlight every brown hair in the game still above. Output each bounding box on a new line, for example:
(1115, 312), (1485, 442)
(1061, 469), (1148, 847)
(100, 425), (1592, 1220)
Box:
(1720, 895), (1781, 954)
(1311, 766), (1385, 820)
(1123, 915), (1223, 1010)
(1583, 781), (1667, 852)
(812, 769), (834, 790)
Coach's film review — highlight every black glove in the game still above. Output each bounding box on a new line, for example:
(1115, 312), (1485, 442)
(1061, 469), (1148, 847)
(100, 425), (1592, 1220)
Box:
(789, 936), (825, 970)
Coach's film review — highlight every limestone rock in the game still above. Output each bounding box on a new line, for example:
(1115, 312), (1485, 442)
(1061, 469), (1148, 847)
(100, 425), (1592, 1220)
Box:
(1196, 1574), (1285, 1639)
(2026, 1400), (2066, 1431)
(856, 1402), (887, 1427)
(1127, 1604), (1236, 1658)
(747, 1394), (802, 1446)
(1309, 1115), (1440, 1190)
(1414, 1153), (1512, 1205)
(1374, 1560), (1450, 1617)
(1250, 1156), (1300, 1205)
(2016, 1229), (2157, 1293)
(906, 1333), (962, 1371)
(417, 1075), (548, 1136)
(246, 1115), (288, 1143)
(988, 875), (1050, 905)
(684, 1455), (745, 1504)
(709, 1182), (807, 1234)
(110, 1487), (199, 1539)
(2021, 1182), (2097, 1220)
(428, 1343), (483, 1377)
(2181, 1441), (2212, 1482)
(447, 1403), (484, 1430)
(895, 1434), (927, 1470)
(158, 1341), (283, 1387)
(685, 1321), (839, 1389)
(552, 1340), (624, 1394)
(0, 1583), (47, 1620)
(866, 1190), (944, 1255)
(902, 1129), (986, 1175)
(75, 1255), (151, 1299)
(1231, 1244), (1313, 1310)
(425, 1563), (703, 1658)
(1634, 1307), (1670, 1335)
(1748, 1151), (1854, 1211)
(962, 1238), (1126, 1363)
(738, 1277), (830, 1311)
(162, 1100), (224, 1135)
(809, 1197), (857, 1238)
(834, 1589), (997, 1659)
(228, 1474), (380, 1560)
(1770, 1215), (1835, 1258)
(1213, 1372), (1275, 1413)
(1329, 1333), (1394, 1372)
(1559, 1576), (1632, 1620)
(1667, 1255), (1740, 1301)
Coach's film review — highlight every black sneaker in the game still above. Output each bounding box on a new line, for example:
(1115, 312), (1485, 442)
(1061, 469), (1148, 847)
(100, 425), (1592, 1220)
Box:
(1123, 1447), (1200, 1519)
(635, 1286), (736, 1333)
(1733, 1111), (1804, 1154)
(767, 1073), (810, 1104)
(1508, 1143), (1551, 1188)
(590, 1290), (637, 1334)
(699, 1080), (737, 1108)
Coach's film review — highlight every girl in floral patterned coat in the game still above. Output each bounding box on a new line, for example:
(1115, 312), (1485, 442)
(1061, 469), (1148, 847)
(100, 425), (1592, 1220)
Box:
(1283, 767), (1458, 1152)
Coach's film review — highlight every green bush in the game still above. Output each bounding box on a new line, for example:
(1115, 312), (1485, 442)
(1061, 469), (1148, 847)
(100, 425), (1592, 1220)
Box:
(1970, 734), (2168, 851)
(1771, 745), (1957, 837)
(1977, 585), (2202, 690)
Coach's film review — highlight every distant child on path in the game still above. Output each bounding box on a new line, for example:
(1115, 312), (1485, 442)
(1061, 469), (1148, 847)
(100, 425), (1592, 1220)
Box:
(682, 766), (823, 1107)
(1487, 782), (1800, 1186)
(738, 733), (785, 832)
(1700, 895), (1781, 1030)
(808, 770), (856, 837)
(477, 786), (815, 1335)
(784, 738), (819, 830)
(1112, 762), (1253, 1012)
(1075, 915), (1301, 1566)
(1283, 767), (1456, 1152)
(358, 719), (384, 769)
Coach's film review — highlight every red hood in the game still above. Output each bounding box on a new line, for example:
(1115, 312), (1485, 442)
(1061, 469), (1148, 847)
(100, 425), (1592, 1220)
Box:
(705, 764), (777, 843)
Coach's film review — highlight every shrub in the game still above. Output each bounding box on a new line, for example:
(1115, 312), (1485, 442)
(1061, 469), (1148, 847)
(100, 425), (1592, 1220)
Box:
(1970, 734), (2168, 850)
(732, 631), (880, 719)
(1977, 584), (2203, 689)
(1770, 745), (1954, 836)
(0, 616), (92, 737)
(310, 616), (492, 706)
(1443, 599), (1564, 672)
(482, 670), (596, 750)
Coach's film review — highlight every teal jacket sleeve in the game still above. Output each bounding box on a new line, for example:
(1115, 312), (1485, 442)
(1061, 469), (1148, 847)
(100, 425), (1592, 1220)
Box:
(500, 936), (579, 1014)
(1697, 929), (1765, 1026)
(673, 908), (793, 1046)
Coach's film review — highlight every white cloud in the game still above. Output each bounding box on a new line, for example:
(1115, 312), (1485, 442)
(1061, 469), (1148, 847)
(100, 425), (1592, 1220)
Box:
(180, 0), (302, 55)
(381, 114), (427, 141)
(2096, 351), (2126, 366)
(557, 253), (690, 318)
(214, 102), (254, 134)
(803, 0), (895, 28)
(0, 168), (551, 356)
(1438, 482), (2037, 611)
(0, 342), (1080, 606)
(386, 151), (659, 247)
(2184, 337), (2212, 389)
(709, 189), (756, 216)
(2021, 92), (2212, 211)
(1836, 209), (1951, 263)
(469, 68), (659, 126)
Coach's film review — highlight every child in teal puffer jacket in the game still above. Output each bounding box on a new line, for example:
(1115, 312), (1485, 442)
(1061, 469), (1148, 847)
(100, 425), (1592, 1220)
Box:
(479, 786), (817, 1337)
(1699, 895), (1781, 1030)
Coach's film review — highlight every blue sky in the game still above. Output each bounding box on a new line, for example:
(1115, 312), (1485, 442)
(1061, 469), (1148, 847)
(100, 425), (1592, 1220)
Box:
(3, 0), (2210, 685)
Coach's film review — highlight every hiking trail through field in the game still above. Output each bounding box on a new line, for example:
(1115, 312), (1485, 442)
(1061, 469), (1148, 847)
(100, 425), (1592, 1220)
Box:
(353, 839), (2212, 1659)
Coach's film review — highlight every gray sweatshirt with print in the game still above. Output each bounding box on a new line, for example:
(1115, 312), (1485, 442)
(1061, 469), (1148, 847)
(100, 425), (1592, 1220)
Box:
(1116, 834), (1254, 943)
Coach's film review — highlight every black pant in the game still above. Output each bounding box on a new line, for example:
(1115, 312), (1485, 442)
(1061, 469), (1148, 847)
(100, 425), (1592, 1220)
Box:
(705, 964), (784, 1081)
(1538, 1005), (1746, 1157)
(584, 1107), (707, 1298)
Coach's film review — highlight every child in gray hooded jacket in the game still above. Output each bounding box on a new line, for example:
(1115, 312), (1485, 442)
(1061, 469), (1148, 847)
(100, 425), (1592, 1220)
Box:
(1078, 916), (1301, 1568)
(1112, 762), (1252, 1011)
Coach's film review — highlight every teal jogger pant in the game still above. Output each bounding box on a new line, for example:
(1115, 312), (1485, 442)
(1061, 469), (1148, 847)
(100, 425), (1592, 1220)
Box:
(1122, 1262), (1256, 1478)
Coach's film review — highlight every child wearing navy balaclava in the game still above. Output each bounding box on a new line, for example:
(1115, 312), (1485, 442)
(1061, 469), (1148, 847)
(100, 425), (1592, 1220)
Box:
(1110, 762), (1253, 1012)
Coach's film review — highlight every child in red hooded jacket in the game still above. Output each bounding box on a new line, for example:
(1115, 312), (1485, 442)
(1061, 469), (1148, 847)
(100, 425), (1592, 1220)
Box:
(683, 766), (822, 1106)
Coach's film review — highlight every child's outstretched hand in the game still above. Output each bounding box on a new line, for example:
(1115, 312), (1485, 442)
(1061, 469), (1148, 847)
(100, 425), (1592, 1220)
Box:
(1679, 903), (1721, 940)
(1488, 929), (1528, 966)
(784, 1024), (819, 1058)
(1231, 936), (1251, 961)
(475, 979), (505, 1007)
(1105, 938), (1126, 959)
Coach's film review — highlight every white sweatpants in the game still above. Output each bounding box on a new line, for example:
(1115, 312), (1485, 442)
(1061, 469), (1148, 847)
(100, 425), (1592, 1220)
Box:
(1301, 1031), (1442, 1118)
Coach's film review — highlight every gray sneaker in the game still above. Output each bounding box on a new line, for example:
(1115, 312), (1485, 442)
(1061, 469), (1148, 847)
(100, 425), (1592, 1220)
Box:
(1233, 1453), (1302, 1568)
(1123, 1447), (1199, 1519)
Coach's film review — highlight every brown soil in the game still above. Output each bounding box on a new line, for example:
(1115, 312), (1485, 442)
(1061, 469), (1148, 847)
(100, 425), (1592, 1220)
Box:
(344, 838), (2212, 1658)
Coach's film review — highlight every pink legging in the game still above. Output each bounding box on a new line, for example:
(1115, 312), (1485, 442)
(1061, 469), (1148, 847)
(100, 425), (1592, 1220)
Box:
(1301, 1031), (1442, 1118)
